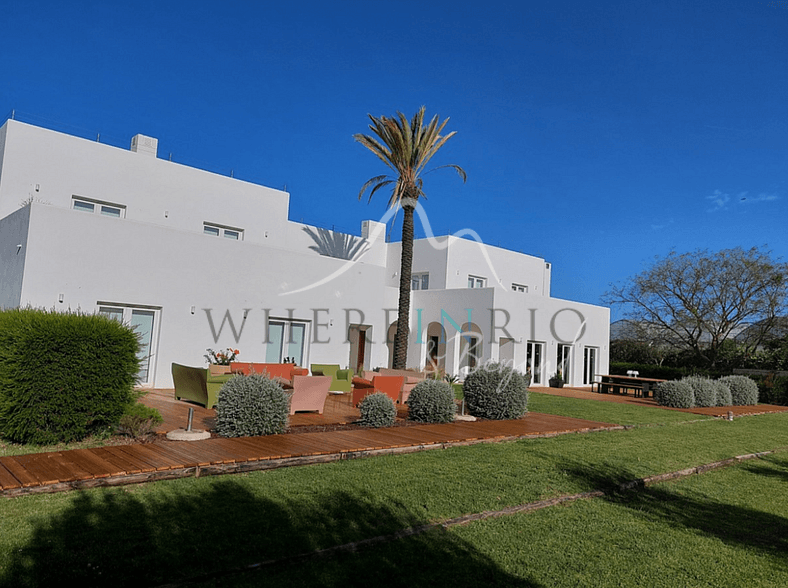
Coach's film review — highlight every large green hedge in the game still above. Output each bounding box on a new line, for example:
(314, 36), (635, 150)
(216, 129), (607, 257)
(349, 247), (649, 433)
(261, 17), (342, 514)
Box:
(0, 307), (140, 444)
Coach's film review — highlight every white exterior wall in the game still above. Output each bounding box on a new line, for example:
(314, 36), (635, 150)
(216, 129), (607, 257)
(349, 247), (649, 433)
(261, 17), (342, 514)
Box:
(410, 287), (609, 386)
(17, 203), (398, 387)
(0, 205), (30, 309)
(0, 118), (609, 389)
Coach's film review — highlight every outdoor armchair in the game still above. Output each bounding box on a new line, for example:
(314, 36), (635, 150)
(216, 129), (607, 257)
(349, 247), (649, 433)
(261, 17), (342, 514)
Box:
(172, 363), (233, 409)
(290, 375), (332, 414)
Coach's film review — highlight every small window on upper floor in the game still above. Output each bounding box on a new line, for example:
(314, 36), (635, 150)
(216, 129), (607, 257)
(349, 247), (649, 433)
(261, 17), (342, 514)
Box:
(512, 283), (528, 293)
(72, 196), (126, 218)
(204, 222), (244, 240)
(411, 272), (429, 291)
(468, 275), (486, 288)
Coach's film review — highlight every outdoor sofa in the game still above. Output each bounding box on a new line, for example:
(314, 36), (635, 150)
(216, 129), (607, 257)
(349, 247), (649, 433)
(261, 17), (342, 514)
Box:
(310, 364), (354, 393)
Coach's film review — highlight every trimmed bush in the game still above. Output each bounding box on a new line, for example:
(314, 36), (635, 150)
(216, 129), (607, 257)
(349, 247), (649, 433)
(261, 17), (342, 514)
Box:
(407, 379), (457, 423)
(358, 392), (396, 428)
(654, 380), (694, 408)
(0, 307), (140, 444)
(462, 362), (529, 420)
(117, 401), (163, 439)
(714, 380), (733, 407)
(215, 374), (291, 437)
(683, 376), (717, 407)
(718, 375), (759, 406)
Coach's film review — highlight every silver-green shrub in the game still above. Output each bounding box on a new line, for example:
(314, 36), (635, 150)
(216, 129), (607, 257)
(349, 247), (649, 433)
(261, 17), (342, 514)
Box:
(215, 374), (291, 437)
(462, 362), (529, 420)
(718, 375), (759, 406)
(358, 392), (397, 428)
(408, 379), (457, 423)
(714, 380), (732, 407)
(654, 380), (694, 408)
(683, 375), (716, 407)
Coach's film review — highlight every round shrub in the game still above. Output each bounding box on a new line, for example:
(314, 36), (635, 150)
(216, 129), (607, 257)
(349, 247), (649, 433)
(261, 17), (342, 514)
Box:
(654, 380), (694, 408)
(718, 375), (759, 406)
(407, 379), (457, 423)
(462, 362), (529, 420)
(0, 308), (140, 444)
(683, 375), (716, 408)
(215, 374), (291, 437)
(358, 392), (397, 428)
(714, 380), (732, 407)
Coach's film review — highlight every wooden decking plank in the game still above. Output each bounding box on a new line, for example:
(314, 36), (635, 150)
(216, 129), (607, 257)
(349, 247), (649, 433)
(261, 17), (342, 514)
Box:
(152, 442), (215, 467)
(65, 449), (118, 478)
(0, 457), (40, 487)
(203, 438), (270, 462)
(46, 452), (94, 481)
(0, 462), (22, 490)
(117, 444), (184, 471)
(92, 447), (147, 474)
(10, 454), (66, 485)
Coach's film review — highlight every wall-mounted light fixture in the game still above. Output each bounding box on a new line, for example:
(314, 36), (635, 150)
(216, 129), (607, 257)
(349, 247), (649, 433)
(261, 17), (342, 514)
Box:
(190, 305), (196, 314)
(58, 293), (64, 303)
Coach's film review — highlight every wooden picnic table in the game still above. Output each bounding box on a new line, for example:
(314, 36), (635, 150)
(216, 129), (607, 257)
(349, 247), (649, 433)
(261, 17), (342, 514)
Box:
(592, 374), (665, 398)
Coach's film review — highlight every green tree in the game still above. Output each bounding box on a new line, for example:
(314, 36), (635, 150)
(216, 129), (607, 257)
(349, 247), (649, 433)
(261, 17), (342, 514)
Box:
(603, 247), (788, 368)
(355, 107), (466, 369)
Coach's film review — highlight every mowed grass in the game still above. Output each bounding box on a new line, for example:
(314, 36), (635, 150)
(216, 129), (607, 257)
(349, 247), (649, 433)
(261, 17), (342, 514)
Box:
(1, 404), (788, 587)
(527, 390), (712, 426)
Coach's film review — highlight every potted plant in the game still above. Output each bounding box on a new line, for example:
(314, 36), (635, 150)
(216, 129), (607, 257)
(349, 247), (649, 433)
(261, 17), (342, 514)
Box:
(549, 370), (564, 388)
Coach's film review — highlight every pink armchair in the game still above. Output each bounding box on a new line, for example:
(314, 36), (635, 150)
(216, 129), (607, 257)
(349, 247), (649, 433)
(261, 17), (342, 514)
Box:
(290, 375), (332, 415)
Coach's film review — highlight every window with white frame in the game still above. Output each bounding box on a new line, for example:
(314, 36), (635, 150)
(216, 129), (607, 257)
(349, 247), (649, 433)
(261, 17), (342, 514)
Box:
(468, 275), (486, 288)
(512, 283), (528, 293)
(98, 303), (160, 385)
(411, 272), (429, 290)
(72, 196), (126, 218)
(203, 222), (243, 240)
(266, 318), (310, 366)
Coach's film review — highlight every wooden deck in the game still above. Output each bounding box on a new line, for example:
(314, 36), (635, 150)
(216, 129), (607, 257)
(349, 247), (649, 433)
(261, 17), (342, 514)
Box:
(0, 390), (617, 498)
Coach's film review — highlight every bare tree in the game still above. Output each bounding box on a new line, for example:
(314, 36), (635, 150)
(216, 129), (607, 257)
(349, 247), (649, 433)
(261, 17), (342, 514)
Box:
(603, 247), (788, 367)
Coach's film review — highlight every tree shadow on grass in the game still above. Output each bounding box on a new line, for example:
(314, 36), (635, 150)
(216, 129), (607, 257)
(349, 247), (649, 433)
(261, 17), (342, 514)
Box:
(554, 458), (788, 568)
(1, 480), (539, 588)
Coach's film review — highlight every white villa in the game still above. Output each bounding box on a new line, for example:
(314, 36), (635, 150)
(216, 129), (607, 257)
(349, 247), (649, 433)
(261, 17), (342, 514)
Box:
(0, 118), (610, 388)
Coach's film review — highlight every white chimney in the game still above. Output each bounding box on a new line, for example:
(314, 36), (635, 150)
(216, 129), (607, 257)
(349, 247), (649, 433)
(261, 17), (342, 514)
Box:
(130, 134), (158, 157)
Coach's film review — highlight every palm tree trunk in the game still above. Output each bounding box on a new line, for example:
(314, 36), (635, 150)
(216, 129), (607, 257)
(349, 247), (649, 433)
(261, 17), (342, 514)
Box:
(393, 203), (415, 369)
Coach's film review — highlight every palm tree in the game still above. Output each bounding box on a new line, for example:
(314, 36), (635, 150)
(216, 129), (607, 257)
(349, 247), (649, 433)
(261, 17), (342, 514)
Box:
(355, 106), (466, 369)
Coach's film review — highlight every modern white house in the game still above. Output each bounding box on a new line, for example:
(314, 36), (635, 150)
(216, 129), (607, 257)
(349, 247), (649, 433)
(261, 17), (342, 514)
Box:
(0, 118), (610, 388)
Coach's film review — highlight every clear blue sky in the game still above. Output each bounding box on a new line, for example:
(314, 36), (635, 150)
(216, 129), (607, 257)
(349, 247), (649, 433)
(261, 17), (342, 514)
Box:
(2, 0), (786, 320)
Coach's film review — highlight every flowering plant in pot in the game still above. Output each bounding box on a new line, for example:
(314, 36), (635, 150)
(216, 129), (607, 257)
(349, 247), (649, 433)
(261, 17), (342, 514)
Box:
(549, 370), (564, 388)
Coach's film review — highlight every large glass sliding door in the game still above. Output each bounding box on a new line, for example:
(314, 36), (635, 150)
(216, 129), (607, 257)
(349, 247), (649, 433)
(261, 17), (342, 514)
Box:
(583, 347), (598, 385)
(526, 341), (544, 384)
(98, 304), (159, 386)
(266, 319), (309, 366)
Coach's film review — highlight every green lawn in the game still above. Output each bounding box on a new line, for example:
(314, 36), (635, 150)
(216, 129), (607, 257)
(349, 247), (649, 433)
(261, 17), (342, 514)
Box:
(527, 390), (713, 426)
(1, 396), (787, 587)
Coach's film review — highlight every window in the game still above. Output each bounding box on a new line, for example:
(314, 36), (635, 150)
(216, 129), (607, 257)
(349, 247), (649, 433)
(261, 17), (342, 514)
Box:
(411, 273), (429, 290)
(72, 196), (126, 218)
(266, 319), (309, 366)
(512, 283), (528, 293)
(468, 275), (486, 288)
(98, 304), (160, 385)
(204, 222), (243, 240)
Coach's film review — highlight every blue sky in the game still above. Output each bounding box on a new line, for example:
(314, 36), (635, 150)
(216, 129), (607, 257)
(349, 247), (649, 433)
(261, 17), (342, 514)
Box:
(2, 0), (786, 320)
